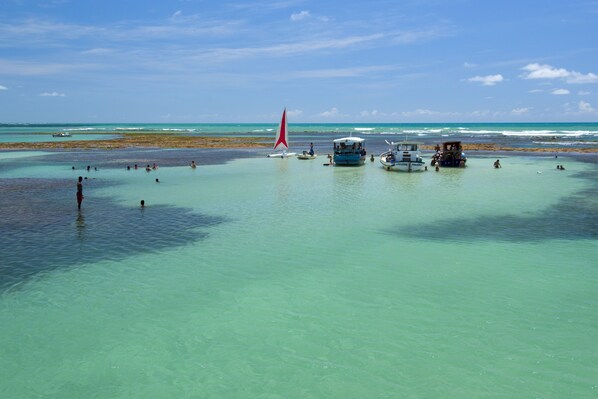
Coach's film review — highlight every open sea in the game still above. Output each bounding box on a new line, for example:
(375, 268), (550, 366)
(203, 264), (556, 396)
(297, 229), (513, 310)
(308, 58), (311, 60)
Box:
(1, 123), (597, 398)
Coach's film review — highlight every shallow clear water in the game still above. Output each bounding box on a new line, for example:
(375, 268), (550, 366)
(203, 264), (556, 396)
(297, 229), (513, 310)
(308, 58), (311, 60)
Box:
(1, 151), (597, 398)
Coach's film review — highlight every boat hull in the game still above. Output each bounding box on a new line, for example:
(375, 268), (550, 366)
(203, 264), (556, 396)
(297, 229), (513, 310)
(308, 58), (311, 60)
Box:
(333, 154), (365, 166)
(297, 153), (317, 160)
(380, 160), (425, 172)
(267, 152), (297, 158)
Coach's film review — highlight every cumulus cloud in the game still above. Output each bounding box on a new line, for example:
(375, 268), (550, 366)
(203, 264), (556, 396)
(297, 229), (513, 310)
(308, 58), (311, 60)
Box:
(511, 107), (531, 115)
(39, 91), (65, 97)
(467, 74), (504, 86)
(578, 100), (594, 113)
(552, 88), (570, 95)
(521, 63), (598, 84)
(0, 85), (7, 90)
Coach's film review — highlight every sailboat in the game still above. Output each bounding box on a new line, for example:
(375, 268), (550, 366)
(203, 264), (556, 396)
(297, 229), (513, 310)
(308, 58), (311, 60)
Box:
(267, 108), (296, 158)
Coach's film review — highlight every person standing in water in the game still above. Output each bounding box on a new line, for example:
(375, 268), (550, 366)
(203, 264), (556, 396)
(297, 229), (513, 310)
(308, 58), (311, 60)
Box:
(76, 176), (84, 210)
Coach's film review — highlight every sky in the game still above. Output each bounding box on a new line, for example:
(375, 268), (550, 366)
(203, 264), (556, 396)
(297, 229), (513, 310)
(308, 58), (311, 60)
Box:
(0, 0), (597, 123)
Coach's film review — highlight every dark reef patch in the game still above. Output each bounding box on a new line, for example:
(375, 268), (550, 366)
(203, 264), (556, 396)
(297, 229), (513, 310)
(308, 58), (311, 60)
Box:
(0, 177), (226, 290)
(389, 170), (598, 242)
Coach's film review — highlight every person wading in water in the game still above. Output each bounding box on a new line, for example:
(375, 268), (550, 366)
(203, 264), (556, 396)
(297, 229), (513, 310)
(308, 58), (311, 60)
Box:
(76, 176), (84, 210)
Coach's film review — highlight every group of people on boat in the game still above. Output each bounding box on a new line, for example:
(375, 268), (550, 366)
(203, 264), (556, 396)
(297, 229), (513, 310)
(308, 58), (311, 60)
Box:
(430, 142), (466, 167)
(333, 141), (366, 156)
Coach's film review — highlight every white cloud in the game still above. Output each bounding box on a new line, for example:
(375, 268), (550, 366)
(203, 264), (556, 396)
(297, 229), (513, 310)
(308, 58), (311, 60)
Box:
(292, 65), (396, 79)
(171, 10), (182, 19)
(0, 85), (7, 90)
(291, 10), (310, 21)
(286, 109), (303, 118)
(39, 91), (65, 97)
(317, 107), (340, 117)
(552, 88), (570, 95)
(81, 48), (114, 55)
(360, 109), (383, 117)
(521, 63), (598, 84)
(463, 62), (476, 68)
(528, 89), (543, 93)
(511, 107), (530, 115)
(392, 24), (454, 45)
(467, 74), (504, 86)
(578, 90), (591, 96)
(578, 100), (594, 113)
(290, 10), (329, 22)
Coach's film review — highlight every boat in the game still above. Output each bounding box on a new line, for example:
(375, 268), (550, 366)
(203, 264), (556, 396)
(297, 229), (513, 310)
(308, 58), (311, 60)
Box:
(267, 108), (296, 158)
(52, 132), (72, 137)
(379, 141), (425, 172)
(297, 151), (317, 160)
(332, 137), (366, 166)
(431, 141), (466, 167)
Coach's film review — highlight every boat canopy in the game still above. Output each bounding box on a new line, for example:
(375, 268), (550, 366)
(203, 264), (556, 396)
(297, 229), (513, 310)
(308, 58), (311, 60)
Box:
(333, 137), (365, 144)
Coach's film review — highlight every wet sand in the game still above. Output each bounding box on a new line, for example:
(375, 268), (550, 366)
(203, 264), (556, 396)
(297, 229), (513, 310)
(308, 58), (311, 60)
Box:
(0, 132), (597, 153)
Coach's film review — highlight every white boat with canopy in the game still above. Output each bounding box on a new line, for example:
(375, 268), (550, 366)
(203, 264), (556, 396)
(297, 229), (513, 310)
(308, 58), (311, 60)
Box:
(380, 141), (425, 172)
(332, 137), (366, 166)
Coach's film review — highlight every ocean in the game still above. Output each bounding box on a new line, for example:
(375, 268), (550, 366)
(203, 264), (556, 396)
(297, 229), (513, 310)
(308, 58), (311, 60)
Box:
(0, 123), (597, 398)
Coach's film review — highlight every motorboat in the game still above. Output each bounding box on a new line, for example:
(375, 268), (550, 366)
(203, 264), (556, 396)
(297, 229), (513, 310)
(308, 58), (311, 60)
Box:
(332, 137), (366, 166)
(380, 141), (425, 172)
(431, 141), (467, 167)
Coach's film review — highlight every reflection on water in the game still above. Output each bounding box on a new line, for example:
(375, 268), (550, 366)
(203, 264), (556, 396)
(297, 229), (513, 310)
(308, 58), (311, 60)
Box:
(76, 211), (85, 241)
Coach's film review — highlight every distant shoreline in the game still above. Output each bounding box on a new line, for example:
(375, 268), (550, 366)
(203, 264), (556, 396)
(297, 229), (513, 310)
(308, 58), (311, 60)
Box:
(0, 132), (597, 153)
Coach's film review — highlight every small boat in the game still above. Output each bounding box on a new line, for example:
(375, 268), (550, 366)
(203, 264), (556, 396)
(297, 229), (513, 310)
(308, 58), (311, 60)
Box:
(431, 141), (466, 167)
(332, 137), (366, 166)
(52, 132), (72, 137)
(267, 108), (296, 158)
(297, 151), (317, 160)
(380, 141), (425, 172)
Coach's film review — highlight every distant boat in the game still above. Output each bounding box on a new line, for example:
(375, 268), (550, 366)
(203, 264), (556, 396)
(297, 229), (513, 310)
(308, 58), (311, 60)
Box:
(267, 108), (296, 158)
(297, 151), (317, 160)
(52, 132), (72, 137)
(380, 141), (425, 172)
(333, 137), (366, 166)
(431, 141), (467, 167)
(297, 142), (316, 159)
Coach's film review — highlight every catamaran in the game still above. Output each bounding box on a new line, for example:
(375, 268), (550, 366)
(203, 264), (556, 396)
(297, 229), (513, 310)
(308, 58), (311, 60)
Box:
(267, 108), (296, 158)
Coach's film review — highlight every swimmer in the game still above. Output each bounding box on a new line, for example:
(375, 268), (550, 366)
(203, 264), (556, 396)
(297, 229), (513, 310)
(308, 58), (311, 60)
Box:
(494, 159), (501, 168)
(191, 160), (197, 168)
(155, 178), (160, 183)
(140, 200), (145, 208)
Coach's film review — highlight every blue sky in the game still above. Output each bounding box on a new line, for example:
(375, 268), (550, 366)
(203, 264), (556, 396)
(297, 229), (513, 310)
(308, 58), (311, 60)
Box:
(0, 0), (597, 123)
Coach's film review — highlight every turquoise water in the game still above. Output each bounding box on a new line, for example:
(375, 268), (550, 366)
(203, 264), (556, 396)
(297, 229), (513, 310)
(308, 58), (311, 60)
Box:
(1, 151), (597, 397)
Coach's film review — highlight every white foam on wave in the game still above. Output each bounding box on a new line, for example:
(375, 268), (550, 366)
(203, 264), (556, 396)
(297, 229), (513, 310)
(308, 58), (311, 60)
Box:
(532, 140), (598, 146)
(354, 128), (375, 131)
(64, 127), (105, 131)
